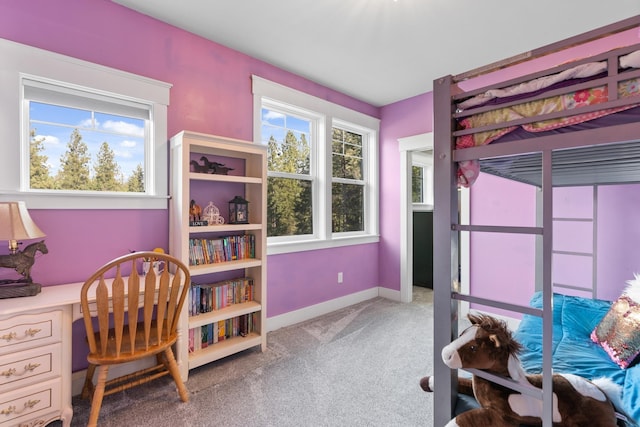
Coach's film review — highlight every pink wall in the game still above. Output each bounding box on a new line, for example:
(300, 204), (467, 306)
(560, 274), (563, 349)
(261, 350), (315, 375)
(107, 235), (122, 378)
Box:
(468, 174), (538, 315)
(596, 184), (640, 301)
(0, 0), (392, 371)
(378, 92), (434, 290)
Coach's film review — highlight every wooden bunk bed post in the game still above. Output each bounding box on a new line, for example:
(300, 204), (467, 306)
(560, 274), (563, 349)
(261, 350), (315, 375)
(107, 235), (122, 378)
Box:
(433, 74), (460, 426)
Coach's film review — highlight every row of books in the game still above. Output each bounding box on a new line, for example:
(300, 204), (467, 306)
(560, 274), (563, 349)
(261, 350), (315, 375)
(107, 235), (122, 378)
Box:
(188, 277), (255, 316)
(188, 234), (256, 266)
(188, 313), (257, 353)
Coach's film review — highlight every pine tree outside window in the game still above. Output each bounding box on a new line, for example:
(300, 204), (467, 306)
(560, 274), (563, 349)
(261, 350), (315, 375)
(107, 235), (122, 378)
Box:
(253, 76), (379, 254)
(332, 126), (365, 233)
(27, 95), (147, 194)
(412, 165), (424, 203)
(261, 106), (315, 239)
(412, 152), (434, 210)
(0, 39), (170, 209)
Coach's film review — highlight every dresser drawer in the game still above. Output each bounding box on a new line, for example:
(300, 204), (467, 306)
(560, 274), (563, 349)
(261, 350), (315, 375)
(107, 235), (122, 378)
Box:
(0, 378), (61, 426)
(0, 343), (61, 393)
(0, 311), (62, 356)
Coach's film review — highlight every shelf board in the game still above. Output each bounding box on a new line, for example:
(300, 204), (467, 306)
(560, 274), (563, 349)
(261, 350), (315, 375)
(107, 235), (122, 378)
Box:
(188, 333), (263, 370)
(189, 301), (262, 328)
(189, 223), (262, 234)
(189, 172), (262, 184)
(189, 258), (262, 275)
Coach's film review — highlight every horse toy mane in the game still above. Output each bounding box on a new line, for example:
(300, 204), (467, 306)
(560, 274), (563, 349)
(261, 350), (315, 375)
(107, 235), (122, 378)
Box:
(420, 312), (627, 427)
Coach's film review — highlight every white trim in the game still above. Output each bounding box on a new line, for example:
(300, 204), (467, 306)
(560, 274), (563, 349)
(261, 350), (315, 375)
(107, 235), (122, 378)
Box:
(267, 234), (379, 255)
(252, 76), (379, 131)
(252, 75), (380, 252)
(399, 132), (434, 303)
(0, 38), (171, 209)
(265, 286), (383, 332)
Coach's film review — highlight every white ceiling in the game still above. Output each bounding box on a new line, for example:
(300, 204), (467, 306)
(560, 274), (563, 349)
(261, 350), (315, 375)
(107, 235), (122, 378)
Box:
(112, 0), (640, 107)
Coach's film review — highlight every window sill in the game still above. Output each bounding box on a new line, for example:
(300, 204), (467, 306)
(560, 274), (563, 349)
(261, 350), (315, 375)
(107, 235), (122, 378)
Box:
(267, 234), (379, 255)
(0, 191), (169, 210)
(412, 203), (434, 212)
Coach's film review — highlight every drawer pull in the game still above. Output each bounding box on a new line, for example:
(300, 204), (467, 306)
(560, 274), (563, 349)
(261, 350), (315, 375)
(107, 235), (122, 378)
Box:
(0, 399), (40, 415)
(25, 328), (42, 337)
(1, 363), (41, 378)
(1, 332), (18, 342)
(1, 328), (42, 342)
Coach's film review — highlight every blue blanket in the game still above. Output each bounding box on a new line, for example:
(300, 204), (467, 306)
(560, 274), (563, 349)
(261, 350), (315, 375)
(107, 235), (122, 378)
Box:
(514, 292), (640, 424)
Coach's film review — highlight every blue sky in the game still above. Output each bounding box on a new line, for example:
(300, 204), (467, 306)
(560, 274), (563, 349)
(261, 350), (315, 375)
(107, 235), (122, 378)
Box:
(260, 108), (310, 147)
(30, 102), (145, 179)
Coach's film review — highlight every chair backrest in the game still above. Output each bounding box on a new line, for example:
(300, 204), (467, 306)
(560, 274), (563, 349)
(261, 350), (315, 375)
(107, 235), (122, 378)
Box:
(80, 252), (190, 357)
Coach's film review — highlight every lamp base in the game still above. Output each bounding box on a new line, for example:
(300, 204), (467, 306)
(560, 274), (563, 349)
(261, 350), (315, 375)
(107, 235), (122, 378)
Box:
(0, 280), (41, 299)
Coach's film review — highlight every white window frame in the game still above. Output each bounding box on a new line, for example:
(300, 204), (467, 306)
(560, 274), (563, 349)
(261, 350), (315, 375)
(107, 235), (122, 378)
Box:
(331, 120), (371, 236)
(0, 38), (171, 209)
(252, 76), (379, 255)
(262, 99), (323, 245)
(412, 152), (434, 212)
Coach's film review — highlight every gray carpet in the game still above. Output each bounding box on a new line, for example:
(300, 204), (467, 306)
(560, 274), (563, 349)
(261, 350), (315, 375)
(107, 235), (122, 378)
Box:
(70, 287), (435, 426)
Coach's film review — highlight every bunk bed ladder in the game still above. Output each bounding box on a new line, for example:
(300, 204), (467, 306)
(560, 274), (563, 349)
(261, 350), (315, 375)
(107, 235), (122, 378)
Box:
(550, 186), (598, 299)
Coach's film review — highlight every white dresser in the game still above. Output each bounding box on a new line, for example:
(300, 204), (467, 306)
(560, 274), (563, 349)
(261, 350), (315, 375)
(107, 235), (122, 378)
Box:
(0, 287), (75, 427)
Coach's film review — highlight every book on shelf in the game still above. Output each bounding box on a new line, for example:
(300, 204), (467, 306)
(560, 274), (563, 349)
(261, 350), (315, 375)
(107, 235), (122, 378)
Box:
(189, 277), (255, 315)
(188, 313), (257, 353)
(188, 234), (256, 266)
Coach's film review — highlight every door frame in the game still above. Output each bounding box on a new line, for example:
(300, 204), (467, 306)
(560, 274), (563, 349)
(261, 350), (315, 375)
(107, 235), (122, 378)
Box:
(398, 133), (433, 303)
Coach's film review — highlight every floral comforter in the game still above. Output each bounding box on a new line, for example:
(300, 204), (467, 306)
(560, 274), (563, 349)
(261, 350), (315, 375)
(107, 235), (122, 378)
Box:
(455, 49), (640, 187)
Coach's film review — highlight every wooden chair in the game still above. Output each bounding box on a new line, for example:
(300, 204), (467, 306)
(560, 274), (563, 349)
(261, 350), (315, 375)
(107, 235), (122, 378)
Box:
(80, 251), (190, 426)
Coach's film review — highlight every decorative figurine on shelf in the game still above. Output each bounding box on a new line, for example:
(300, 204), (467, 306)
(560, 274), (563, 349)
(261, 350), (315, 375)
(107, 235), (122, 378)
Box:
(189, 199), (208, 226)
(190, 159), (209, 173)
(228, 195), (249, 224)
(203, 201), (225, 225)
(200, 156), (234, 175)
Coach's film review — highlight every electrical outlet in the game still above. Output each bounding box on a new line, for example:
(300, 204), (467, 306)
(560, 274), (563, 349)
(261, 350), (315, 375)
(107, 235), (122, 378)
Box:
(337, 272), (343, 284)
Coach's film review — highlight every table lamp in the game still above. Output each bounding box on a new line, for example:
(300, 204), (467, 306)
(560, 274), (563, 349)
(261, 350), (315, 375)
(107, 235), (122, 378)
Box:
(0, 201), (47, 298)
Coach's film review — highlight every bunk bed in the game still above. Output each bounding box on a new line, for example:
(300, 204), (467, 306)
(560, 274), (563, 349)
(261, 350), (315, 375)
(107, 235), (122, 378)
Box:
(432, 16), (640, 427)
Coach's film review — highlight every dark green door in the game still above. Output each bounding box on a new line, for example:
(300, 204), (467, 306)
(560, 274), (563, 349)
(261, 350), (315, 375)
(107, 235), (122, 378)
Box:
(413, 211), (433, 288)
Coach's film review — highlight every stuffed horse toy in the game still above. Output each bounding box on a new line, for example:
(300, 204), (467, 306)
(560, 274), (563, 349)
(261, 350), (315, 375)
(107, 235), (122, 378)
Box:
(420, 313), (626, 427)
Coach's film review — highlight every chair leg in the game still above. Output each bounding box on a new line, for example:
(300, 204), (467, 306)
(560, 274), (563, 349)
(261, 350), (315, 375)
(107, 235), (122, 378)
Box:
(87, 365), (109, 427)
(164, 348), (189, 402)
(82, 363), (97, 400)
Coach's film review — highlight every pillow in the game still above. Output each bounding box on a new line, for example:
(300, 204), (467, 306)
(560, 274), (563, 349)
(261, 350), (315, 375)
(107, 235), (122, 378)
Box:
(591, 274), (640, 369)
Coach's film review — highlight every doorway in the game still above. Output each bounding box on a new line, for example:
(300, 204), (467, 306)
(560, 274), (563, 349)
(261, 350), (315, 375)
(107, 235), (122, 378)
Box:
(398, 133), (433, 302)
(413, 210), (433, 288)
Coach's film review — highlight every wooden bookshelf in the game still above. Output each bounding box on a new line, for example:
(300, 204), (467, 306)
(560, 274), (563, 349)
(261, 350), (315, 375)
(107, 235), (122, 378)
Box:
(170, 131), (267, 380)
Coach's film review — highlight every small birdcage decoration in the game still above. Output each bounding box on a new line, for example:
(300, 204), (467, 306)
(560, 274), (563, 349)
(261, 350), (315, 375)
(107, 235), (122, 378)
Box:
(203, 201), (225, 225)
(228, 196), (249, 224)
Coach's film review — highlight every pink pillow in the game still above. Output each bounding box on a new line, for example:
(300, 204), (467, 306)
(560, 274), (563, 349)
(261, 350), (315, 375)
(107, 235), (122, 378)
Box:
(591, 275), (640, 369)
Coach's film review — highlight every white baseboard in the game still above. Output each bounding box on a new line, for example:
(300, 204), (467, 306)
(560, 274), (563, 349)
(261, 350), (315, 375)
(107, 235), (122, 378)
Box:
(265, 286), (392, 332)
(378, 286), (401, 302)
(73, 286), (397, 395)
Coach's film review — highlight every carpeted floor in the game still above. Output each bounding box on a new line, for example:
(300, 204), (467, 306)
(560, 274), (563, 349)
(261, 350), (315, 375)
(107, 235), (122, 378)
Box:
(69, 287), (435, 426)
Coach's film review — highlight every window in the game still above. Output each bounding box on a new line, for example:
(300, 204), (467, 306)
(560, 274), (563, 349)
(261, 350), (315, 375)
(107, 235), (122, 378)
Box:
(0, 38), (171, 209)
(261, 104), (316, 239)
(412, 152), (434, 210)
(253, 76), (379, 254)
(332, 125), (366, 233)
(412, 165), (424, 203)
(25, 79), (148, 193)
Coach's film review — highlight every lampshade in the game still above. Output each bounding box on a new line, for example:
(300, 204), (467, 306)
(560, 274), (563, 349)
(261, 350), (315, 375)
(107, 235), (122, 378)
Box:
(0, 201), (46, 243)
